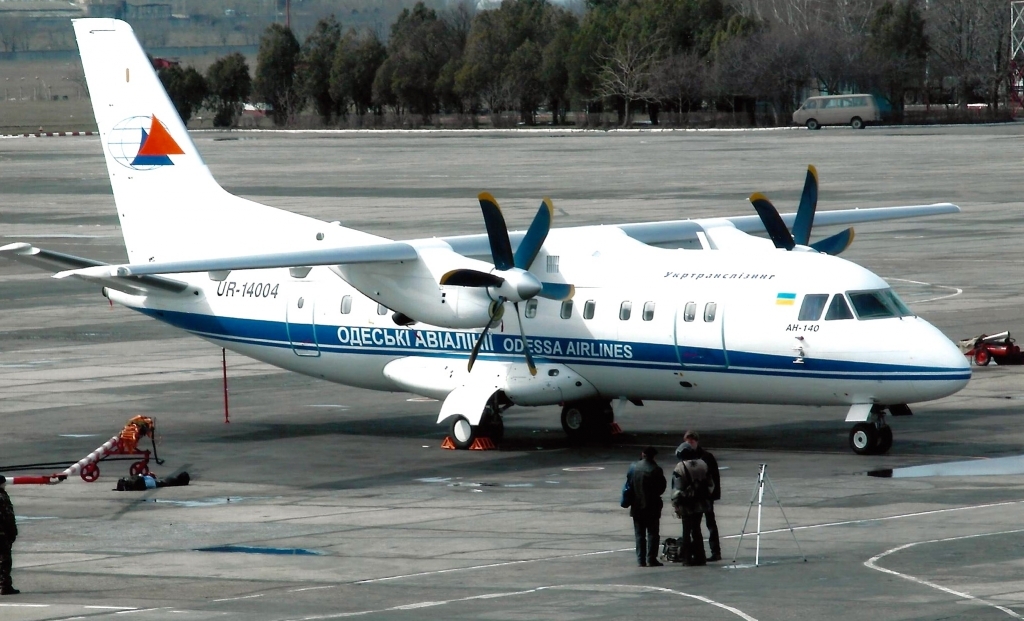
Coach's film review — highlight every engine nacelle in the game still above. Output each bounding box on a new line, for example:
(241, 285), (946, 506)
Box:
(333, 240), (498, 329)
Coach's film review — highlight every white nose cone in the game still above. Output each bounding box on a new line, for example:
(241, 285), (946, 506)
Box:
(914, 321), (971, 402)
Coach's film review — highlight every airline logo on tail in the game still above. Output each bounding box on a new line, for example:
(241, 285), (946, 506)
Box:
(107, 115), (184, 170)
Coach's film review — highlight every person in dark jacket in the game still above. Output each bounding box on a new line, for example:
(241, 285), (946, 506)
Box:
(672, 443), (712, 565)
(627, 446), (666, 567)
(0, 476), (19, 595)
(685, 430), (721, 561)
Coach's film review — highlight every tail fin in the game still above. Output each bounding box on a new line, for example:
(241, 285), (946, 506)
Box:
(73, 19), (382, 263)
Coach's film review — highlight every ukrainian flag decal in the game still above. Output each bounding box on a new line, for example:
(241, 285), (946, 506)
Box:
(776, 292), (797, 306)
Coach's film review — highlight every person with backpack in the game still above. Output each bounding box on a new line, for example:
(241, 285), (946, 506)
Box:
(684, 430), (722, 562)
(624, 446), (667, 567)
(671, 443), (714, 566)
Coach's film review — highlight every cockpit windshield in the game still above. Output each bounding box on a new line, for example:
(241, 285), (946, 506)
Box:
(847, 289), (914, 320)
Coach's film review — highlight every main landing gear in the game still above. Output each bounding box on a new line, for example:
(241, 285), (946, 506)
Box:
(561, 399), (615, 441)
(447, 397), (508, 450)
(848, 404), (909, 455)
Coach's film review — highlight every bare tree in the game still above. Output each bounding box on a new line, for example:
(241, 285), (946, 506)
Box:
(595, 35), (663, 126)
(648, 50), (707, 125)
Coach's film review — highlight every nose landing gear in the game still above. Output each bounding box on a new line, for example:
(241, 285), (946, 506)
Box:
(848, 404), (902, 455)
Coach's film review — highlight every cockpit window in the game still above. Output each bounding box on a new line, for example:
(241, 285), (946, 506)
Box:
(848, 289), (912, 320)
(798, 294), (828, 321)
(883, 289), (914, 316)
(825, 293), (854, 320)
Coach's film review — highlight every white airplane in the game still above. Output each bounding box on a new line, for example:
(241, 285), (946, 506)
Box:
(1, 19), (970, 456)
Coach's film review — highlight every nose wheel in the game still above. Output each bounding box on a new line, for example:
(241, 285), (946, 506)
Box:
(561, 400), (614, 441)
(849, 422), (893, 455)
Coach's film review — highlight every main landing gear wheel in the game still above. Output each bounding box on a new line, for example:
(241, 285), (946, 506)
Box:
(449, 415), (478, 450)
(561, 400), (614, 441)
(481, 406), (504, 444)
(849, 423), (878, 455)
(876, 425), (893, 454)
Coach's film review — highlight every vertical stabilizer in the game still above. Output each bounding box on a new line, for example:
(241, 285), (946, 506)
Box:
(73, 19), (383, 263)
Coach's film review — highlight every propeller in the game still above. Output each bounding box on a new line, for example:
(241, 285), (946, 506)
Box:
(749, 165), (855, 255)
(440, 192), (574, 375)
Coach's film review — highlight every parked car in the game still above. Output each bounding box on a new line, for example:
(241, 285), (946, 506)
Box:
(793, 94), (881, 130)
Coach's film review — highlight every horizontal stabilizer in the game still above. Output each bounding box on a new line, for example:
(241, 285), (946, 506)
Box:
(0, 242), (187, 294)
(53, 241), (420, 279)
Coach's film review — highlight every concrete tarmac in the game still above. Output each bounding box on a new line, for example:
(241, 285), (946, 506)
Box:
(1, 125), (1023, 620)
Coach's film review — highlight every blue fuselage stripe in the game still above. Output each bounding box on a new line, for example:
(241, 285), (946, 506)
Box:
(138, 308), (970, 382)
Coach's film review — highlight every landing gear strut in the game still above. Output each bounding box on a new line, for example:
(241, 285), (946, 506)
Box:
(848, 405), (894, 455)
(561, 399), (614, 441)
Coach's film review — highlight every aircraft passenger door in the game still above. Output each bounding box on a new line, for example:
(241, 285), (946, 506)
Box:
(674, 300), (727, 369)
(286, 289), (320, 357)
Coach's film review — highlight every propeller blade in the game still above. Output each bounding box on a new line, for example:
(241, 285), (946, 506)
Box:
(537, 282), (575, 301)
(750, 193), (795, 250)
(514, 197), (553, 270)
(468, 297), (504, 372)
(440, 269), (504, 288)
(792, 165), (818, 246)
(810, 227), (855, 255)
(478, 192), (515, 271)
(513, 302), (537, 376)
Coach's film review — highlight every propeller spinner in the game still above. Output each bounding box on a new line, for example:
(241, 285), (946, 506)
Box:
(439, 193), (574, 376)
(749, 165), (855, 255)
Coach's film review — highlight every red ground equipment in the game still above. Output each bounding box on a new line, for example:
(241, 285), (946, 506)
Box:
(958, 331), (1023, 366)
(0, 416), (163, 485)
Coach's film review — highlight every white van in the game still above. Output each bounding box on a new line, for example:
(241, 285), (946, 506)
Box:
(793, 95), (880, 130)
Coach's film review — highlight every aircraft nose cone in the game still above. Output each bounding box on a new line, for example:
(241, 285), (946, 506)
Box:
(915, 324), (971, 401)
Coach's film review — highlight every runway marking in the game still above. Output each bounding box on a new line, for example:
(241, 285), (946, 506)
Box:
(84, 606), (137, 610)
(288, 585), (338, 593)
(278, 584), (758, 620)
(212, 594), (265, 602)
(354, 498), (1024, 584)
(887, 277), (962, 304)
(0, 603), (49, 607)
(865, 529), (1024, 619)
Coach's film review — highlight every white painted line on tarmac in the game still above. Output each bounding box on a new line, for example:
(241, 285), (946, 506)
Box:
(0, 603), (49, 607)
(865, 528), (1024, 619)
(288, 586), (338, 593)
(212, 594), (265, 602)
(353, 498), (1024, 585)
(279, 583), (758, 621)
(84, 605), (137, 610)
(887, 277), (962, 304)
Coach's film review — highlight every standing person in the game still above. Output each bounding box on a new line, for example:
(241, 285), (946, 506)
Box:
(685, 430), (721, 561)
(627, 446), (666, 567)
(672, 443), (713, 566)
(0, 476), (18, 595)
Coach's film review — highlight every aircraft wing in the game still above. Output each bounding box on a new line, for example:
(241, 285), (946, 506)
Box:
(443, 203), (960, 253)
(616, 203), (960, 247)
(51, 241), (420, 280)
(0, 242), (188, 295)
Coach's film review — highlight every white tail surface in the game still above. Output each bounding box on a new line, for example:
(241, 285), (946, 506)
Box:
(73, 19), (384, 263)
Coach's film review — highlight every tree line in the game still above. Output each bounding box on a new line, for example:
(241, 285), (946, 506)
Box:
(157, 0), (1015, 129)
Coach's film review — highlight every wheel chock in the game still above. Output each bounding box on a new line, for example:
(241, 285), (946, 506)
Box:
(610, 423), (623, 435)
(441, 436), (457, 450)
(469, 437), (496, 450)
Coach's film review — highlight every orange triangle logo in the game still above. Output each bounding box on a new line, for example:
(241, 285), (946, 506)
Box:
(137, 115), (185, 156)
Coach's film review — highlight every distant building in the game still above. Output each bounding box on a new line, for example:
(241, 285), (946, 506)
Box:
(79, 1), (172, 20)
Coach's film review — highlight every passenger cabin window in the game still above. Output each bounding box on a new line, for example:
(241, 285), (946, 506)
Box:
(683, 302), (696, 322)
(560, 300), (573, 319)
(377, 303), (388, 316)
(340, 295), (352, 314)
(798, 294), (828, 321)
(704, 302), (717, 322)
(583, 300), (596, 320)
(525, 299), (538, 318)
(619, 301), (632, 320)
(825, 294), (854, 321)
(643, 301), (655, 321)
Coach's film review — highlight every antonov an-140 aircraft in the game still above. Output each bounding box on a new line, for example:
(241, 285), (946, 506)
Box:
(1, 19), (971, 455)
